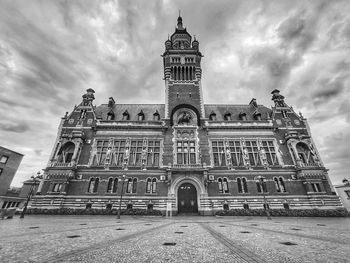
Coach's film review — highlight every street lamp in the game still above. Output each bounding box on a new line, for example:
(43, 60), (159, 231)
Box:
(255, 175), (271, 220)
(20, 172), (41, 219)
(117, 174), (127, 219)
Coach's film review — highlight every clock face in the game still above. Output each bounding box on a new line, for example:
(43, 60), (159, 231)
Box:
(180, 57), (185, 64)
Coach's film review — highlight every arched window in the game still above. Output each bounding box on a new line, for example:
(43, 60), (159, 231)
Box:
(209, 111), (216, 121)
(256, 182), (263, 193)
(153, 111), (160, 121)
(57, 142), (75, 163)
(279, 177), (286, 192)
(239, 112), (247, 121)
(237, 178), (242, 193)
(138, 110), (145, 121)
(152, 178), (157, 193)
(296, 142), (314, 165)
(242, 178), (248, 193)
(146, 178), (152, 193)
(107, 178), (113, 193)
(132, 178), (137, 193)
(122, 110), (130, 121)
(107, 111), (115, 120)
(238, 177), (248, 193)
(112, 178), (118, 193)
(218, 178), (223, 193)
(254, 112), (262, 121)
(126, 178), (133, 193)
(223, 178), (229, 193)
(53, 183), (62, 192)
(93, 178), (99, 193)
(274, 177), (281, 192)
(88, 178), (95, 193)
(224, 112), (232, 121)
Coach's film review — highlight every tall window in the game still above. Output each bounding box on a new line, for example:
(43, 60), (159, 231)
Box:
(57, 142), (75, 163)
(211, 139), (278, 167)
(146, 178), (157, 193)
(126, 178), (133, 193)
(126, 178), (137, 193)
(256, 182), (263, 193)
(274, 177), (286, 192)
(132, 178), (137, 193)
(52, 183), (62, 192)
(107, 178), (113, 193)
(296, 142), (315, 165)
(88, 177), (99, 193)
(223, 178), (229, 193)
(311, 183), (322, 192)
(176, 140), (196, 165)
(93, 139), (161, 167)
(237, 177), (248, 193)
(218, 178), (223, 193)
(113, 178), (118, 193)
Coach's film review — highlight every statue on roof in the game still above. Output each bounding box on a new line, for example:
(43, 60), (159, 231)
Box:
(82, 88), (95, 106)
(271, 89), (286, 107)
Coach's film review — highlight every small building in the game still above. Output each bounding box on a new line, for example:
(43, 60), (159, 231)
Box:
(0, 146), (24, 209)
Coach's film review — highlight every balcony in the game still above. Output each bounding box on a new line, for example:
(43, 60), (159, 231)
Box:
(50, 161), (75, 168)
(172, 163), (203, 169)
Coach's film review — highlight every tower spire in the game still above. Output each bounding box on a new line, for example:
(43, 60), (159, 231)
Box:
(177, 10), (183, 29)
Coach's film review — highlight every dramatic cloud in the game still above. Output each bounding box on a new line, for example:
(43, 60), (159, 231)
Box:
(1, 0), (349, 186)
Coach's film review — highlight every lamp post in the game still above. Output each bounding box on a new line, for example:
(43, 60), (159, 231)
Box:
(117, 174), (127, 219)
(20, 172), (41, 219)
(255, 175), (271, 220)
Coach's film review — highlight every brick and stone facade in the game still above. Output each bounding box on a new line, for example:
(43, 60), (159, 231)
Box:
(31, 16), (342, 215)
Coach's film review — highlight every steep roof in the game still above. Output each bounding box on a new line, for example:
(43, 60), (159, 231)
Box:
(94, 103), (271, 121)
(95, 104), (165, 121)
(204, 104), (271, 121)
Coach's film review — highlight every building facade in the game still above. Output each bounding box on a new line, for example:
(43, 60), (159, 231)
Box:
(32, 16), (342, 215)
(0, 146), (24, 210)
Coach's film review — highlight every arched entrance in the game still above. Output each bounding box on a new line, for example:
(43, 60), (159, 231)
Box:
(177, 182), (198, 214)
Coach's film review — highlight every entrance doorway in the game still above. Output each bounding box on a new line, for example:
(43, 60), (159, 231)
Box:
(177, 183), (198, 214)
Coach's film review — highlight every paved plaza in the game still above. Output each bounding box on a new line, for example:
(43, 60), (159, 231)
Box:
(0, 215), (349, 263)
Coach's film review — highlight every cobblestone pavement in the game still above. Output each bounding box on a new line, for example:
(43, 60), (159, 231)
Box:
(0, 215), (349, 263)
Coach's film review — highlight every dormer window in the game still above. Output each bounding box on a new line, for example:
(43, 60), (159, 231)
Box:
(209, 111), (216, 121)
(138, 110), (145, 121)
(224, 112), (231, 121)
(153, 111), (160, 121)
(107, 111), (115, 120)
(239, 112), (247, 121)
(122, 110), (130, 121)
(254, 112), (261, 121)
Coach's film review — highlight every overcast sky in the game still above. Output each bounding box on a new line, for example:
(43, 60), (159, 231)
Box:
(1, 0), (349, 187)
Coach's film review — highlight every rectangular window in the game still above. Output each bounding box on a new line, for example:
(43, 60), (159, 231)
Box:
(0, 156), (9, 164)
(311, 183), (322, 192)
(176, 140), (197, 165)
(211, 139), (278, 167)
(93, 139), (161, 167)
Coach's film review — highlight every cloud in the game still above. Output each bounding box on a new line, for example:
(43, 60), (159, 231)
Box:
(0, 0), (349, 187)
(0, 122), (30, 133)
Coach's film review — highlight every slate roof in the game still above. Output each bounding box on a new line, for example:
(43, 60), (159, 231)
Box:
(204, 104), (272, 121)
(95, 104), (165, 121)
(94, 103), (272, 121)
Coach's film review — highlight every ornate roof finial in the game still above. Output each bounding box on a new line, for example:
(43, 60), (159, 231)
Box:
(177, 10), (183, 29)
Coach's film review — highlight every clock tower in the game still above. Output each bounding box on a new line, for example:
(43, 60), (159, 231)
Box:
(163, 15), (205, 125)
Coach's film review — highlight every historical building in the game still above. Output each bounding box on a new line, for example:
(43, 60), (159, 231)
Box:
(32, 16), (342, 215)
(0, 146), (24, 210)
